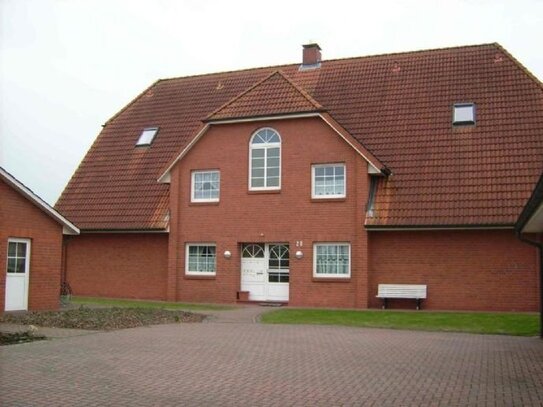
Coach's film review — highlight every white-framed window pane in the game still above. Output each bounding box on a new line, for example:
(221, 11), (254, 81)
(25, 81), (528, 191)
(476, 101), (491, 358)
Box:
(7, 241), (28, 274)
(7, 258), (16, 274)
(267, 157), (280, 167)
(252, 157), (265, 168)
(136, 127), (159, 146)
(252, 178), (265, 188)
(267, 147), (280, 158)
(267, 167), (280, 177)
(312, 164), (346, 198)
(250, 128), (281, 190)
(252, 149), (265, 157)
(453, 103), (475, 125)
(192, 170), (220, 202)
(314, 244), (350, 277)
(186, 244), (216, 275)
(8, 242), (17, 257)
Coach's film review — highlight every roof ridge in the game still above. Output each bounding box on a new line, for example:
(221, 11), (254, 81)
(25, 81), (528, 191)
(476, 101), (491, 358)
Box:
(157, 43), (498, 84)
(322, 42), (498, 64)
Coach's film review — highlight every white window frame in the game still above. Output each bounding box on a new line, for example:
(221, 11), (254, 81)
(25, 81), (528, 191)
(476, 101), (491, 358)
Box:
(185, 243), (217, 276)
(136, 127), (159, 146)
(249, 127), (281, 191)
(313, 243), (351, 278)
(191, 170), (220, 203)
(311, 163), (346, 199)
(453, 103), (476, 125)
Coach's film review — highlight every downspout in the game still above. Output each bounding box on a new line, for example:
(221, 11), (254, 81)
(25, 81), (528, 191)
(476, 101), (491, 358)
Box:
(516, 230), (543, 339)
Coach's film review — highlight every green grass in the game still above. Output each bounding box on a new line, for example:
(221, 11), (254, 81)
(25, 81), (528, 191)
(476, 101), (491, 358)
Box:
(261, 309), (540, 336)
(71, 296), (234, 311)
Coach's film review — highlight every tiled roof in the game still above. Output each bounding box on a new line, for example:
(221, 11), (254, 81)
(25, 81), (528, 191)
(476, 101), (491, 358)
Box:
(56, 43), (543, 230)
(205, 70), (323, 121)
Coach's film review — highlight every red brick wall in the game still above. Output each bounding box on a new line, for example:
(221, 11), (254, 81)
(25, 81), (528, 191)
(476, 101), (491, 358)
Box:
(169, 117), (370, 307)
(65, 233), (168, 300)
(368, 230), (539, 311)
(0, 179), (63, 311)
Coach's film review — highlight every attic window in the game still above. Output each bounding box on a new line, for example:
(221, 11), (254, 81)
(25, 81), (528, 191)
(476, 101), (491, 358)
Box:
(453, 103), (476, 126)
(136, 127), (159, 146)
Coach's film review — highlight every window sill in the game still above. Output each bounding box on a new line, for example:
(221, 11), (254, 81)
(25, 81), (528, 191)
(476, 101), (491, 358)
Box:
(312, 277), (351, 283)
(248, 189), (281, 195)
(189, 201), (220, 206)
(311, 197), (346, 203)
(184, 274), (216, 280)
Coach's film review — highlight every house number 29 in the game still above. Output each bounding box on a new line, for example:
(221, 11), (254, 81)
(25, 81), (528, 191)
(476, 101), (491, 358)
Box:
(296, 241), (303, 247)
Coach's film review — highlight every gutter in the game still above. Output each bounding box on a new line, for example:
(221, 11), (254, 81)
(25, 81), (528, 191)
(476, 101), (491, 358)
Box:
(516, 230), (543, 339)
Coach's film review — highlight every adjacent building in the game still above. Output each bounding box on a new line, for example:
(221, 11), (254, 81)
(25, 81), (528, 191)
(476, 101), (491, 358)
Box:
(1, 167), (79, 311)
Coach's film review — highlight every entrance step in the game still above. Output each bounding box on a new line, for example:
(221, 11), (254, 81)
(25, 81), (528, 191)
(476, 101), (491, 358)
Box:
(258, 302), (284, 307)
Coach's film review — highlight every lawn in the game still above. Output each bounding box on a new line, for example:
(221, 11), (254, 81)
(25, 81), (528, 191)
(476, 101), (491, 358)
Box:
(261, 308), (540, 336)
(71, 296), (233, 311)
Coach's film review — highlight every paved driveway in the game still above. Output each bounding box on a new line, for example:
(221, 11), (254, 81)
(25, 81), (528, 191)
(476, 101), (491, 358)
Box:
(1, 310), (543, 406)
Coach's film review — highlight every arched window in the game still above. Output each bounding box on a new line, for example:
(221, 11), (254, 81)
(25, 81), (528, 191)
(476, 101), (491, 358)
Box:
(249, 128), (281, 190)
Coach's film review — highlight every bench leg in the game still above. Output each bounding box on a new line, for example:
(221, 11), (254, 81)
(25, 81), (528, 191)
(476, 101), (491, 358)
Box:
(382, 298), (387, 310)
(416, 299), (421, 310)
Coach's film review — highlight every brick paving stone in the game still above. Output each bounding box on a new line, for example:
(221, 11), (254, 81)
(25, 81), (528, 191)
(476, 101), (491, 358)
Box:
(1, 319), (543, 406)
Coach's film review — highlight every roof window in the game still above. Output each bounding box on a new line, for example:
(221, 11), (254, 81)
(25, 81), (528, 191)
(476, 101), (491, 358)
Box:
(136, 127), (159, 146)
(453, 103), (475, 126)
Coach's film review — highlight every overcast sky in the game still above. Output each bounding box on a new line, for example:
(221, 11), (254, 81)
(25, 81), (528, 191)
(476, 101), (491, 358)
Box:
(1, 0), (543, 205)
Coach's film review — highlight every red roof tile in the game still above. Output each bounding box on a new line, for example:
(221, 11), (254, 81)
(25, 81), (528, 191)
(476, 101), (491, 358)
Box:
(56, 43), (543, 230)
(206, 70), (323, 121)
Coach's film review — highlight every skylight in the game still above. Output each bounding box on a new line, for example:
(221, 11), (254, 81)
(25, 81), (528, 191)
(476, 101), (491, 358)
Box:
(453, 103), (476, 126)
(136, 127), (159, 146)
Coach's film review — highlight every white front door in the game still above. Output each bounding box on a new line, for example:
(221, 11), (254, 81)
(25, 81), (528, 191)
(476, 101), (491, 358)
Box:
(241, 243), (289, 302)
(5, 238), (31, 311)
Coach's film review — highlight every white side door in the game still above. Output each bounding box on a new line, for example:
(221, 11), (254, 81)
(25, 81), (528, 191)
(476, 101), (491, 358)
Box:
(5, 238), (31, 311)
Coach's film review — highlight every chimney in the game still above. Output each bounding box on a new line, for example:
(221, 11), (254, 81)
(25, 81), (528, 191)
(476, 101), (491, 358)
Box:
(301, 43), (322, 68)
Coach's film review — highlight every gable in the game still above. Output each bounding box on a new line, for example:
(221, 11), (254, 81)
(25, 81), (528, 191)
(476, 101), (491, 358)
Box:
(172, 117), (368, 207)
(0, 169), (79, 235)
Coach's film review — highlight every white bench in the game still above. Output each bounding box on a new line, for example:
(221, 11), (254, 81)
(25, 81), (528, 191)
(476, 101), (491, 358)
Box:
(376, 284), (427, 310)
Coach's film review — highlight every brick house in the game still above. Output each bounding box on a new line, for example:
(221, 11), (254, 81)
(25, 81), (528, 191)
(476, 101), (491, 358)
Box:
(1, 167), (79, 311)
(56, 43), (543, 311)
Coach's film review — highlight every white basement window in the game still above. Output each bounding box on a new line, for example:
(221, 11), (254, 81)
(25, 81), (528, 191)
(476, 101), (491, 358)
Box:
(185, 244), (216, 276)
(453, 103), (476, 126)
(136, 127), (159, 146)
(191, 170), (220, 202)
